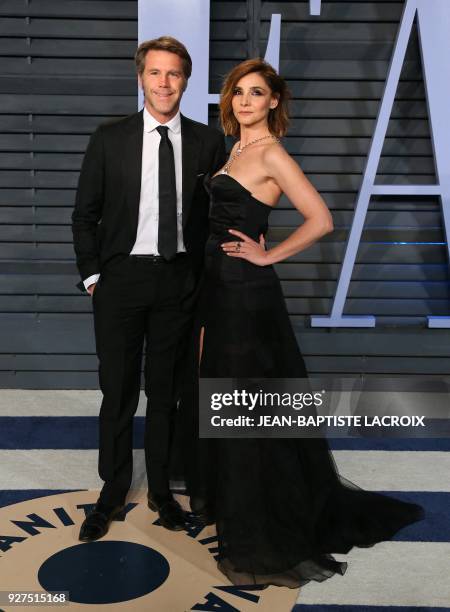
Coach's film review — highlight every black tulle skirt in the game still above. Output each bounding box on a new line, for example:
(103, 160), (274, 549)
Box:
(182, 260), (425, 589)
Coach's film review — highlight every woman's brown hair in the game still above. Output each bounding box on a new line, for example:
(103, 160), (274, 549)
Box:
(219, 58), (291, 138)
(135, 36), (192, 80)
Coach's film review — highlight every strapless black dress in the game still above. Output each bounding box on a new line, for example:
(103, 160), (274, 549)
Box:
(185, 172), (425, 588)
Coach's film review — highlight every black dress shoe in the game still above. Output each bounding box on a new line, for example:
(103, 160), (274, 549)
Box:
(188, 508), (215, 527)
(147, 492), (187, 531)
(78, 501), (124, 542)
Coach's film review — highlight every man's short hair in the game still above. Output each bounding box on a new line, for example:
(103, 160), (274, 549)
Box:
(135, 36), (192, 80)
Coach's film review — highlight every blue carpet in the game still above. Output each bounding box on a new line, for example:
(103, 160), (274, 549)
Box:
(1, 417), (449, 451)
(328, 437), (450, 451)
(0, 489), (447, 542)
(2, 415), (448, 610)
(375, 491), (450, 542)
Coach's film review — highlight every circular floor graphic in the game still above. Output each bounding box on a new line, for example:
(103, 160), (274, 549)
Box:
(38, 540), (170, 604)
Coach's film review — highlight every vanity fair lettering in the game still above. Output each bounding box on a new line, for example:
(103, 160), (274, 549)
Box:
(142, 0), (450, 328)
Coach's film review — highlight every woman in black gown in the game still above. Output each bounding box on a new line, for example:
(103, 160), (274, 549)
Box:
(184, 58), (425, 589)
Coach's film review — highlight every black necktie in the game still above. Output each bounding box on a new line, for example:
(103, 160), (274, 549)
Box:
(156, 125), (177, 260)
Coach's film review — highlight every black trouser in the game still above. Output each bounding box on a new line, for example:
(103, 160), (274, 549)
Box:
(92, 254), (195, 506)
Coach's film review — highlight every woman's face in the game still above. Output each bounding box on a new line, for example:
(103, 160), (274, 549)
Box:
(231, 72), (278, 129)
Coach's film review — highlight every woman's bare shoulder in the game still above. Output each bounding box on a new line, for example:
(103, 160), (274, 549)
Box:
(262, 141), (296, 172)
(263, 139), (288, 158)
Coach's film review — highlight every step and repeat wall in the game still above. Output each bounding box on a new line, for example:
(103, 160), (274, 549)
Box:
(1, 0), (449, 388)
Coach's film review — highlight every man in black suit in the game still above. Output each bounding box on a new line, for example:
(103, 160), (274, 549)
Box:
(72, 36), (225, 540)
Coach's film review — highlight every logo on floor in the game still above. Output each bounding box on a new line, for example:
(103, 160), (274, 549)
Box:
(0, 490), (297, 610)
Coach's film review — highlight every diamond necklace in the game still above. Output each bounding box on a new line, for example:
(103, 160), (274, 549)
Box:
(221, 134), (279, 175)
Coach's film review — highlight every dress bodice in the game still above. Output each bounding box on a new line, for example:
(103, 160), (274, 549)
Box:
(203, 173), (275, 282)
(206, 173), (272, 243)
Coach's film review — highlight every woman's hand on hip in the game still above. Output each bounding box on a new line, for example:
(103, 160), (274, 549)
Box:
(221, 229), (271, 266)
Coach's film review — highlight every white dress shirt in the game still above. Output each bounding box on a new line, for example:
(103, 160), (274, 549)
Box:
(83, 107), (185, 290)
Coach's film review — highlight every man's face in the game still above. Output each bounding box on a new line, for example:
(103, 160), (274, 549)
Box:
(138, 50), (187, 122)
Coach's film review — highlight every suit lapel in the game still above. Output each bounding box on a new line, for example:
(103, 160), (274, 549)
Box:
(181, 114), (200, 229)
(123, 110), (144, 233)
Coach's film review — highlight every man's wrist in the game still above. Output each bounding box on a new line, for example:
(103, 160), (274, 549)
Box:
(83, 273), (100, 292)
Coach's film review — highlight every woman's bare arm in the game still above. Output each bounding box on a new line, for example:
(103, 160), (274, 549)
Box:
(224, 144), (333, 265)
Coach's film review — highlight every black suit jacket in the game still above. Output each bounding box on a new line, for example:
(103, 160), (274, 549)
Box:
(72, 110), (226, 289)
